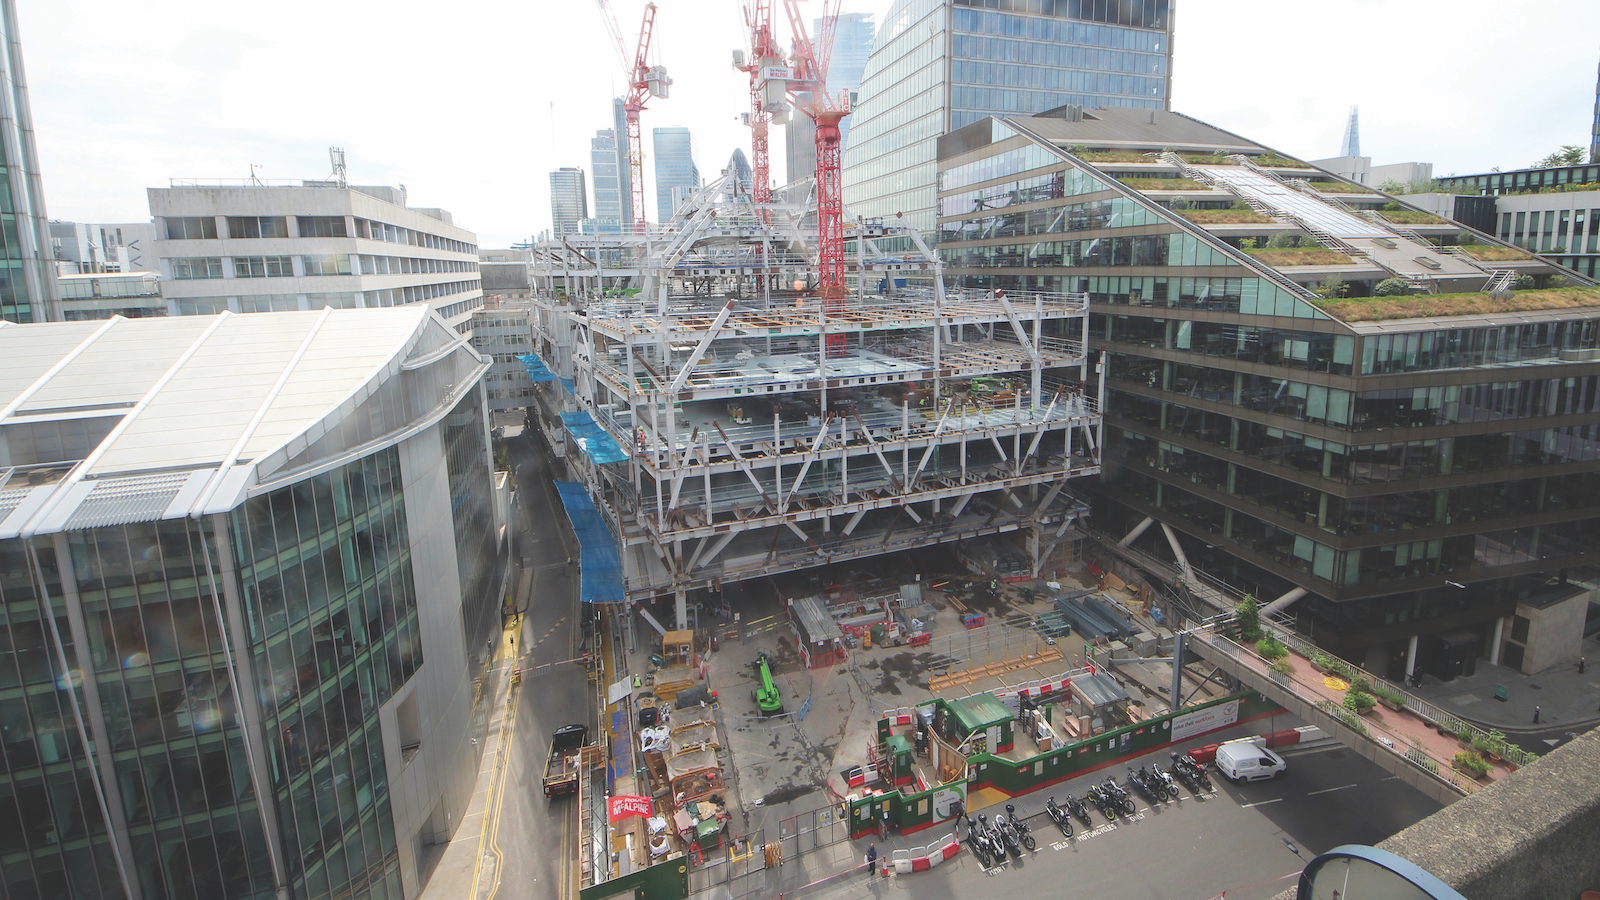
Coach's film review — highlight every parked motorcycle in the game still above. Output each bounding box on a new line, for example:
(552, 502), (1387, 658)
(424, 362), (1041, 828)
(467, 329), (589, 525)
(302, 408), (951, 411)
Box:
(1085, 784), (1118, 821)
(1063, 792), (1092, 826)
(1099, 776), (1137, 815)
(1148, 764), (1180, 801)
(1170, 751), (1212, 793)
(992, 812), (1022, 857)
(1126, 767), (1160, 803)
(1045, 796), (1073, 837)
(1004, 804), (1037, 851)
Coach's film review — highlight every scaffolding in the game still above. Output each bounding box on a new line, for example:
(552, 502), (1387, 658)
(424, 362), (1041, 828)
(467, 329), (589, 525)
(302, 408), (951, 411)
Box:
(528, 171), (1104, 627)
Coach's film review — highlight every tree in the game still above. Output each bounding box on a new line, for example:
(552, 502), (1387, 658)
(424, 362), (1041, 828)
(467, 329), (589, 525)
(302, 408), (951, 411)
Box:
(1374, 277), (1411, 296)
(1535, 146), (1586, 168)
(1266, 232), (1297, 249)
(1316, 276), (1348, 300)
(1236, 595), (1262, 642)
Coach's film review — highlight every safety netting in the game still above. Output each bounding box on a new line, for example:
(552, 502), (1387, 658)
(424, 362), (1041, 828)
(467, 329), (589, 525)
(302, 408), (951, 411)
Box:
(517, 352), (558, 382)
(553, 481), (625, 604)
(559, 411), (629, 464)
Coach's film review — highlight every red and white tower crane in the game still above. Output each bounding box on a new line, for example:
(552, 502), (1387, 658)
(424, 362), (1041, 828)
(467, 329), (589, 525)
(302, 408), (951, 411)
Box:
(596, 1), (671, 232)
(734, 0), (785, 205)
(777, 0), (850, 354)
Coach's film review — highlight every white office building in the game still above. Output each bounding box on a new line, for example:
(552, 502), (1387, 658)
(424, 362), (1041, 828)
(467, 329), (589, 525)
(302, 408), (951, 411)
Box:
(148, 182), (482, 331)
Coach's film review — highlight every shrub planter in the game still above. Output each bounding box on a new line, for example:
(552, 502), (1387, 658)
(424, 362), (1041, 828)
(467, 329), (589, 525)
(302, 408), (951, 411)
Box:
(1377, 696), (1405, 712)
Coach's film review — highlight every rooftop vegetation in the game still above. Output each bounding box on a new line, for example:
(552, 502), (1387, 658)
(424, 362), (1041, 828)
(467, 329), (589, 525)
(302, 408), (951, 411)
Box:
(1315, 286), (1600, 322)
(1245, 246), (1356, 266)
(1120, 176), (1206, 191)
(1072, 150), (1157, 163)
(1176, 208), (1273, 224)
(1381, 209), (1447, 225)
(1459, 244), (1534, 261)
(1308, 181), (1379, 194)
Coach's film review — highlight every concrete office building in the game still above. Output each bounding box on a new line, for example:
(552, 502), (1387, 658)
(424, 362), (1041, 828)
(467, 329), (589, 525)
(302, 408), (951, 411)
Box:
(785, 12), (875, 184)
(936, 107), (1599, 678)
(549, 167), (588, 237)
(470, 298), (534, 415)
(652, 127), (699, 222)
(1311, 108), (1436, 190)
(148, 181), (482, 331)
(0, 0), (60, 323)
(49, 221), (160, 275)
(844, 0), (1173, 237)
(590, 129), (625, 232)
(0, 308), (508, 900)
(1426, 162), (1600, 280)
(56, 270), (164, 320)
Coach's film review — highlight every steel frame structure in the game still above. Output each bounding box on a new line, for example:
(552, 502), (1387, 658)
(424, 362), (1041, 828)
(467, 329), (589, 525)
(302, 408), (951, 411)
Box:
(527, 173), (1104, 628)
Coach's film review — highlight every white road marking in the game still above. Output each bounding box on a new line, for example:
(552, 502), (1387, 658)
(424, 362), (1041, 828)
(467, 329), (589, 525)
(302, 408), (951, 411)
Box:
(1239, 798), (1283, 808)
(1307, 783), (1359, 796)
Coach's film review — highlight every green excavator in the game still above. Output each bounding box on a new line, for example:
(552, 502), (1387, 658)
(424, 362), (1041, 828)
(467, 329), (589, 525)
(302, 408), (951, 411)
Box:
(752, 653), (784, 716)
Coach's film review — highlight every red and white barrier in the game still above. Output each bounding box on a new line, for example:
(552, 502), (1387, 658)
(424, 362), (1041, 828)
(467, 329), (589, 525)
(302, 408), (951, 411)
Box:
(888, 833), (961, 875)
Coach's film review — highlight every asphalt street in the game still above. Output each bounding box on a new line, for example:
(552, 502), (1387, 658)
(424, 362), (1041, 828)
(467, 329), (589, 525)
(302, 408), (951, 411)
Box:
(777, 719), (1444, 900)
(471, 432), (592, 900)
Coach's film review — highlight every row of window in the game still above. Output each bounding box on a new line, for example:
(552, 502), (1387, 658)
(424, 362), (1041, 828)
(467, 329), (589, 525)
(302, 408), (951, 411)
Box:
(1500, 208), (1600, 254)
(940, 197), (1161, 241)
(939, 166), (1113, 217)
(170, 282), (478, 316)
(952, 57), (1165, 96)
(953, 35), (1166, 77)
(953, 5), (1170, 48)
(162, 215), (476, 254)
(1361, 320), (1600, 374)
(1103, 316), (1357, 375)
(943, 232), (1238, 270)
(168, 255), (477, 280)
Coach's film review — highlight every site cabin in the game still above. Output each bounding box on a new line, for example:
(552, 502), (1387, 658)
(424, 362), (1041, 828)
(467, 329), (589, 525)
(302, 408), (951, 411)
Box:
(543, 723), (589, 797)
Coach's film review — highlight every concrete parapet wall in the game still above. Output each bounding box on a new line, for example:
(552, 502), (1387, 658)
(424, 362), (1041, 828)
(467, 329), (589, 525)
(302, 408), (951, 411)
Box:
(1378, 727), (1600, 900)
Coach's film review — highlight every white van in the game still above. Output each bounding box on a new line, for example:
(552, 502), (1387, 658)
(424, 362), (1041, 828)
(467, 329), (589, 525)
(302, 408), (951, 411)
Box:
(1214, 740), (1287, 783)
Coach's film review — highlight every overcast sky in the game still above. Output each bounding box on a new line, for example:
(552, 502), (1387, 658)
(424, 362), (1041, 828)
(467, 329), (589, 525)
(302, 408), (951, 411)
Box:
(19, 0), (1600, 249)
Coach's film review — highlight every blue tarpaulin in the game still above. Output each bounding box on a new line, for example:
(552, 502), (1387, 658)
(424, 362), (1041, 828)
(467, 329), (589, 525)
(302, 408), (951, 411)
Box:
(554, 481), (625, 604)
(559, 411), (629, 464)
(517, 353), (558, 382)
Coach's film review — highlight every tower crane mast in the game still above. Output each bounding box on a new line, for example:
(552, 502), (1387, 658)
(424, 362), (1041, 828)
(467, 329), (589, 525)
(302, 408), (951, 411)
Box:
(734, 0), (784, 205)
(778, 0), (849, 354)
(595, 1), (670, 232)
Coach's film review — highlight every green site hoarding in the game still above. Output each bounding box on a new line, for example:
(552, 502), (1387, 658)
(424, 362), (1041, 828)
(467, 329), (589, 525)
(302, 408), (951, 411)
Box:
(850, 690), (1283, 839)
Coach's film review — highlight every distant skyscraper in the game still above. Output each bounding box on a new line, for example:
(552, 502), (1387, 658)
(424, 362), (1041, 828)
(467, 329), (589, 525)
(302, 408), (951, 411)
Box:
(843, 0), (1173, 234)
(0, 0), (60, 322)
(727, 149), (753, 196)
(1340, 105), (1361, 158)
(786, 12), (875, 184)
(591, 129), (624, 230)
(653, 127), (699, 221)
(1591, 57), (1599, 164)
(549, 167), (588, 235)
(612, 98), (634, 226)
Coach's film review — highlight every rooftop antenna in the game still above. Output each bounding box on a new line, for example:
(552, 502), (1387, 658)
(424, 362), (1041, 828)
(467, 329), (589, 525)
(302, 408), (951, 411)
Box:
(248, 163), (264, 186)
(329, 147), (348, 187)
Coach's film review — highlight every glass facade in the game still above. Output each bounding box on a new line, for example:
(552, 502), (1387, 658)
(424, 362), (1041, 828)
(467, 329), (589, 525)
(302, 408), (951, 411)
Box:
(938, 121), (1600, 664)
(0, 0), (58, 323)
(843, 0), (1172, 236)
(234, 448), (420, 900)
(652, 128), (699, 223)
(442, 393), (505, 754)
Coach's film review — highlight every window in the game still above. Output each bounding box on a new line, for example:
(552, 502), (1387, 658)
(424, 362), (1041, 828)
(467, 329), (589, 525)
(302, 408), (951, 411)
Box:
(296, 215), (349, 238)
(234, 256), (294, 278)
(170, 257), (224, 279)
(226, 216), (289, 239)
(302, 254), (352, 276)
(238, 294), (300, 313)
(165, 217), (217, 240)
(175, 297), (230, 315)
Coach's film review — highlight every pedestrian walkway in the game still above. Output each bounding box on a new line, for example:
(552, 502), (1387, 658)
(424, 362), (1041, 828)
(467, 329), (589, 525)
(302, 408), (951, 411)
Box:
(417, 608), (527, 900)
(1409, 633), (1600, 733)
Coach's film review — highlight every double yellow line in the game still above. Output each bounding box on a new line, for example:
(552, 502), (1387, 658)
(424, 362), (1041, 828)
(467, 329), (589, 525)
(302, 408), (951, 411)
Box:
(471, 621), (524, 900)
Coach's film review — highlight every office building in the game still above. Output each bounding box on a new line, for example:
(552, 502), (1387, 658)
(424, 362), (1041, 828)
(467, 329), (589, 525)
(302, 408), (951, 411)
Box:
(0, 0), (60, 323)
(611, 100), (636, 227)
(652, 127), (699, 222)
(1592, 55), (1600, 165)
(1311, 107), (1435, 191)
(936, 106), (1599, 678)
(56, 270), (164, 319)
(471, 297), (534, 414)
(1429, 162), (1600, 279)
(0, 308), (508, 900)
(49, 221), (160, 274)
(590, 129), (625, 231)
(148, 180), (482, 330)
(786, 12), (875, 184)
(844, 0), (1173, 237)
(549, 167), (588, 237)
(726, 149), (753, 196)
(1340, 106), (1361, 158)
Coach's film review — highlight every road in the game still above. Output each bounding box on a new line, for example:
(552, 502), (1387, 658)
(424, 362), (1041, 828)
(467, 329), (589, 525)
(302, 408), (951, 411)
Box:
(473, 431), (593, 900)
(768, 720), (1444, 900)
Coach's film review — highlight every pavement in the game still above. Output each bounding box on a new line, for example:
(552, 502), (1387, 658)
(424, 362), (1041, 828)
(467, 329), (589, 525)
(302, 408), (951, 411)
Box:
(705, 716), (1442, 900)
(1408, 632), (1600, 736)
